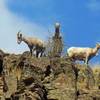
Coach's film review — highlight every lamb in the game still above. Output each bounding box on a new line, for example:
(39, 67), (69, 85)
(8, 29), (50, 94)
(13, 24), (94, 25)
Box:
(17, 31), (45, 57)
(67, 43), (100, 64)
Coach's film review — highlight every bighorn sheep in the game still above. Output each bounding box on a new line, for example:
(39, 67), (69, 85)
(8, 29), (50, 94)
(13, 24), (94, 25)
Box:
(67, 43), (100, 64)
(17, 31), (45, 57)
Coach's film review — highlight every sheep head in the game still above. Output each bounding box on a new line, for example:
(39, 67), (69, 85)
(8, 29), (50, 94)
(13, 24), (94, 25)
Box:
(96, 42), (100, 49)
(17, 31), (22, 44)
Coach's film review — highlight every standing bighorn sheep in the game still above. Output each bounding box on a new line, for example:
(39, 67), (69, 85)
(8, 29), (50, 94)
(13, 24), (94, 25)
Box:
(67, 43), (100, 64)
(17, 31), (45, 57)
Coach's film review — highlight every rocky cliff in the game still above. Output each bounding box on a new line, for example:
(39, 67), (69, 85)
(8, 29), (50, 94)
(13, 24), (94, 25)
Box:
(0, 50), (100, 100)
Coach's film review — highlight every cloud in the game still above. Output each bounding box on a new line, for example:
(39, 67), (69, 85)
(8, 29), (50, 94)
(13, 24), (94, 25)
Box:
(0, 0), (49, 54)
(87, 0), (100, 11)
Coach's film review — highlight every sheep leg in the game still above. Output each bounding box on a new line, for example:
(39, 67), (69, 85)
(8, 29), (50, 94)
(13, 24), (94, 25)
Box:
(30, 49), (33, 56)
(34, 47), (38, 57)
(40, 49), (44, 57)
(32, 46), (36, 52)
(42, 48), (45, 57)
(40, 47), (45, 57)
(85, 56), (88, 65)
(36, 50), (40, 58)
(32, 47), (36, 56)
(29, 47), (33, 56)
(40, 52), (43, 57)
(28, 45), (33, 56)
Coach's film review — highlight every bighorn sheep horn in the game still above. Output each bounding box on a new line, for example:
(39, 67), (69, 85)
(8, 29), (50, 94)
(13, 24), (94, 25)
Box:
(17, 30), (21, 37)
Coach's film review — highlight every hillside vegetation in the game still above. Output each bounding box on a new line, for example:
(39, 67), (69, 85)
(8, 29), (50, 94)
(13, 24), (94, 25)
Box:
(0, 50), (99, 100)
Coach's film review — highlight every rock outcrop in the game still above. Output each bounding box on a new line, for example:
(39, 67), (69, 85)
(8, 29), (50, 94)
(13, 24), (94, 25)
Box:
(0, 51), (99, 100)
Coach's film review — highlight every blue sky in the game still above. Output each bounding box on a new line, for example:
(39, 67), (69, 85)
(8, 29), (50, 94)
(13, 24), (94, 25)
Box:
(1, 0), (100, 64)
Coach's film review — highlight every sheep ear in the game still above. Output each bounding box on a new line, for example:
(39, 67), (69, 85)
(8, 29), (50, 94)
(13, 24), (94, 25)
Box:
(17, 30), (21, 37)
(20, 33), (22, 37)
